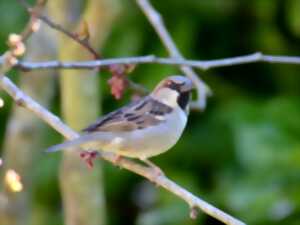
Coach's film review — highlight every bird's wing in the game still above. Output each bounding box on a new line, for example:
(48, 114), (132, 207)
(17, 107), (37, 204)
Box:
(82, 96), (173, 132)
(46, 97), (173, 153)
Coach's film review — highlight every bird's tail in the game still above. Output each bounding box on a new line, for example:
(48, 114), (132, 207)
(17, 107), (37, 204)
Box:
(45, 132), (108, 153)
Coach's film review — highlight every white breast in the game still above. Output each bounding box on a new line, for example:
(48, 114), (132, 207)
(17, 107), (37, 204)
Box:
(115, 107), (188, 159)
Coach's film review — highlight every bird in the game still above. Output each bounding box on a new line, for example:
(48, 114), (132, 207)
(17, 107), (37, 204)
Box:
(46, 75), (193, 171)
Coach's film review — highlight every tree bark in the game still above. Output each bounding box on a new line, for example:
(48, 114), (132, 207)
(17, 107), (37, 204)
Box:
(49, 0), (120, 225)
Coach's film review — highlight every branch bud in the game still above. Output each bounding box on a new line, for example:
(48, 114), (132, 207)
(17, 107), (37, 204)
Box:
(0, 98), (4, 108)
(12, 42), (26, 56)
(8, 33), (22, 46)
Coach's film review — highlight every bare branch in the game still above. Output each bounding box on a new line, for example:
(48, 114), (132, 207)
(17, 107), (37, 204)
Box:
(4, 52), (299, 71)
(127, 79), (149, 95)
(35, 14), (100, 59)
(17, 0), (150, 99)
(196, 52), (300, 69)
(0, 74), (246, 225)
(19, 0), (46, 41)
(17, 0), (100, 59)
(136, 0), (211, 110)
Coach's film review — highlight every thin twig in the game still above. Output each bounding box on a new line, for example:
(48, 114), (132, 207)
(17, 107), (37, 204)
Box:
(6, 53), (300, 71)
(35, 14), (100, 59)
(0, 74), (246, 225)
(0, 0), (46, 74)
(17, 0), (100, 59)
(136, 0), (211, 110)
(127, 79), (149, 95)
(17, 0), (150, 98)
(19, 0), (47, 41)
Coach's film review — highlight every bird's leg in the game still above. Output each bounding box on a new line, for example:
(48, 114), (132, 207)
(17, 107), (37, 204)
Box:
(80, 150), (99, 169)
(141, 159), (164, 177)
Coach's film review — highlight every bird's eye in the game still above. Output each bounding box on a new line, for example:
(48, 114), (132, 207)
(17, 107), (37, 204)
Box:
(165, 80), (182, 92)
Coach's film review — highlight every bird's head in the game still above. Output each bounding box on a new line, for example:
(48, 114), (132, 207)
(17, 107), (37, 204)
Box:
(151, 75), (193, 110)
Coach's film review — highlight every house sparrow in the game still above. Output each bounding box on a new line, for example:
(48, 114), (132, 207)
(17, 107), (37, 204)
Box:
(46, 75), (193, 170)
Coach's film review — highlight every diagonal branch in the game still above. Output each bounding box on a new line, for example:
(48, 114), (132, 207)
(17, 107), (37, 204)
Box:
(18, 0), (100, 59)
(36, 15), (101, 59)
(0, 73), (246, 225)
(17, 0), (150, 99)
(19, 0), (46, 41)
(136, 0), (211, 110)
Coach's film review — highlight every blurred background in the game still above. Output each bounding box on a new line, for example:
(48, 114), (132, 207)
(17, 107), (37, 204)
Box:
(1, 0), (300, 225)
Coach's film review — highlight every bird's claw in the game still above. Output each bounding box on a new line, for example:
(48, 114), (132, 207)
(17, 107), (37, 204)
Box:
(142, 159), (165, 184)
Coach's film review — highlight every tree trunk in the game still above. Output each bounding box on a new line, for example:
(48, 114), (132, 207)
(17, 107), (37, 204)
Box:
(49, 0), (120, 225)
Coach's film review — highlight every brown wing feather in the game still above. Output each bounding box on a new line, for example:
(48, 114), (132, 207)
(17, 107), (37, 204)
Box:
(82, 97), (172, 132)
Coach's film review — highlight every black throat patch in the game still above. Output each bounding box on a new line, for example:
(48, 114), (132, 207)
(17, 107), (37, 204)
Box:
(177, 91), (190, 110)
